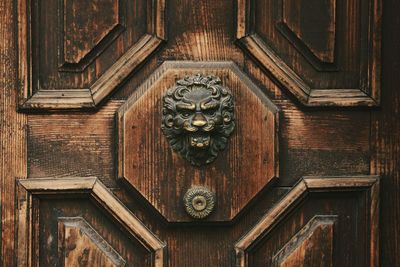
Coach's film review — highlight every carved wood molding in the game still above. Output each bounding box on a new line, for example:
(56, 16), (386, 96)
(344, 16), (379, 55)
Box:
(236, 0), (382, 107)
(271, 215), (336, 267)
(58, 217), (126, 267)
(17, 0), (166, 111)
(234, 175), (379, 266)
(16, 177), (166, 267)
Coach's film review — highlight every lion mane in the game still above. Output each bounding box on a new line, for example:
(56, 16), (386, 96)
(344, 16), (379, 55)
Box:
(161, 74), (235, 166)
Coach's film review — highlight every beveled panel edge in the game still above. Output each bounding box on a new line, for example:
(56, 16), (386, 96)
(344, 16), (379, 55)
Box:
(57, 0), (127, 72)
(271, 215), (337, 267)
(236, 0), (381, 107)
(58, 217), (127, 266)
(234, 175), (380, 267)
(17, 0), (166, 111)
(16, 177), (167, 267)
(116, 60), (280, 222)
(116, 60), (280, 183)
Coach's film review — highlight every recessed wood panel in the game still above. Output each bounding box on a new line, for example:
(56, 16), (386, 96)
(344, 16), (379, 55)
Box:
(279, 0), (336, 66)
(16, 177), (166, 267)
(60, 0), (124, 71)
(118, 61), (279, 222)
(236, 0), (381, 106)
(235, 176), (379, 267)
(17, 0), (165, 110)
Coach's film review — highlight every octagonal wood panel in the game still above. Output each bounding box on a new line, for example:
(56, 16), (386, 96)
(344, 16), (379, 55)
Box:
(117, 61), (279, 222)
(236, 0), (381, 106)
(235, 176), (379, 267)
(17, 0), (165, 110)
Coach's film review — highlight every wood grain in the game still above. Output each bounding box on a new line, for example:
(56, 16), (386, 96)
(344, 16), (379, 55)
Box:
(58, 217), (126, 267)
(279, 0), (336, 65)
(28, 100), (124, 188)
(17, 0), (165, 110)
(272, 215), (335, 267)
(60, 0), (124, 71)
(0, 1), (27, 266)
(235, 176), (379, 267)
(370, 0), (400, 265)
(118, 61), (279, 221)
(236, 0), (381, 106)
(276, 99), (370, 186)
(17, 177), (166, 267)
(2, 0), (396, 266)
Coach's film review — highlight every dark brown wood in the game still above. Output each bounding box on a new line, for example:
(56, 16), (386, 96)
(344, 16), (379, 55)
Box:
(60, 0), (124, 71)
(235, 176), (379, 267)
(278, 0), (337, 67)
(17, 0), (166, 110)
(272, 215), (335, 267)
(370, 0), (400, 265)
(0, 0), (398, 266)
(17, 177), (166, 267)
(236, 0), (382, 106)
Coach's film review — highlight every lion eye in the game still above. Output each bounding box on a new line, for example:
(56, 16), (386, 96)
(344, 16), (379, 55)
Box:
(204, 108), (217, 116)
(180, 110), (192, 118)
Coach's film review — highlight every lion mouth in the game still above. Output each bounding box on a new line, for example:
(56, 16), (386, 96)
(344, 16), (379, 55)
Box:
(189, 133), (211, 148)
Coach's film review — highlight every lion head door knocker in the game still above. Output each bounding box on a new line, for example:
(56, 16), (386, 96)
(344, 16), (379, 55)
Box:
(161, 74), (235, 166)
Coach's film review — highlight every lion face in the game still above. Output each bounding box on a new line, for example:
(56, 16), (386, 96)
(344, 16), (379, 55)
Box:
(161, 74), (235, 166)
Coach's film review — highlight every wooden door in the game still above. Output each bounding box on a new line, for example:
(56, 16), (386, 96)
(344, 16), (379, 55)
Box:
(1, 0), (399, 266)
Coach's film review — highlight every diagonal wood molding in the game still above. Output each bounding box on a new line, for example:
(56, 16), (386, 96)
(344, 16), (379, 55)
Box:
(235, 175), (379, 267)
(16, 177), (166, 267)
(236, 0), (382, 107)
(17, 0), (166, 111)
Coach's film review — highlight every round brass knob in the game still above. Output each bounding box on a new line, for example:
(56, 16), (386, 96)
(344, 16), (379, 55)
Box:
(183, 186), (215, 219)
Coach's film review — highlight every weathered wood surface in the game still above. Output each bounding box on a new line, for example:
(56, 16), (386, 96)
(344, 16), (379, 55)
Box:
(28, 101), (124, 187)
(272, 216), (335, 267)
(118, 62), (278, 221)
(234, 176), (379, 267)
(17, 0), (165, 110)
(371, 0), (400, 265)
(58, 217), (126, 267)
(17, 177), (166, 267)
(0, 0), (398, 266)
(236, 0), (381, 106)
(0, 1), (27, 266)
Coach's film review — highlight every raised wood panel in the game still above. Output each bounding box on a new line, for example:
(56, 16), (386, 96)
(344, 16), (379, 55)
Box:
(118, 61), (279, 222)
(236, 0), (381, 106)
(58, 217), (126, 267)
(17, 0), (165, 110)
(16, 177), (166, 267)
(272, 216), (335, 267)
(235, 176), (379, 267)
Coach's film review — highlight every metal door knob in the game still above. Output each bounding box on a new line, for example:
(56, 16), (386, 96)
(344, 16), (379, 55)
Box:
(183, 186), (215, 219)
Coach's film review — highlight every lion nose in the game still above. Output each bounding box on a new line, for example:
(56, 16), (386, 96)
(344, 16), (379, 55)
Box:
(192, 113), (207, 127)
